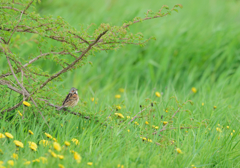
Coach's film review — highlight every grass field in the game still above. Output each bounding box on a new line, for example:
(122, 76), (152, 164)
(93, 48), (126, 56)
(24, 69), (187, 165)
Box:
(1, 0), (240, 167)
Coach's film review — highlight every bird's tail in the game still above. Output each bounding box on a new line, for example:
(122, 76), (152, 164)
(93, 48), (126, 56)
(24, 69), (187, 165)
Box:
(57, 106), (64, 111)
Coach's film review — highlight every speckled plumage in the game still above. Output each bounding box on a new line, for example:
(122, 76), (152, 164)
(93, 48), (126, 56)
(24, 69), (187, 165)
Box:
(57, 87), (79, 110)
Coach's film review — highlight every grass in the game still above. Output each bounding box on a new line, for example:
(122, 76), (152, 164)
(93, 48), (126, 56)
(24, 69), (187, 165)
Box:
(1, 0), (240, 167)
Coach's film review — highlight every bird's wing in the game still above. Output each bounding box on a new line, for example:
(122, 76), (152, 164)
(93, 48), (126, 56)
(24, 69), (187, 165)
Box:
(62, 93), (72, 106)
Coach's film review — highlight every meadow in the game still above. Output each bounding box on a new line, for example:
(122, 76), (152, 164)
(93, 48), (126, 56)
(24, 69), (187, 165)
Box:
(1, 0), (240, 167)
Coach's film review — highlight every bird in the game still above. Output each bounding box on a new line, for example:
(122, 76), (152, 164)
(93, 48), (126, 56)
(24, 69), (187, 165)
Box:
(57, 87), (79, 110)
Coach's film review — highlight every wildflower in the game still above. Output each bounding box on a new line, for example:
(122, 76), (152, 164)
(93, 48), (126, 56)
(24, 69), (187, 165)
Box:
(44, 133), (52, 139)
(73, 152), (82, 163)
(0, 133), (5, 139)
(127, 116), (130, 119)
(176, 148), (183, 154)
(53, 138), (57, 142)
(18, 111), (22, 116)
(11, 153), (18, 160)
(216, 127), (221, 132)
(119, 88), (125, 92)
(191, 165), (196, 168)
(213, 106), (217, 109)
(142, 137), (147, 141)
(13, 140), (23, 148)
(116, 105), (121, 110)
(152, 125), (155, 128)
(145, 121), (149, 125)
(61, 124), (63, 127)
(118, 164), (121, 167)
(53, 142), (61, 151)
(163, 121), (168, 125)
(32, 159), (40, 162)
(148, 139), (152, 142)
(127, 129), (130, 133)
(227, 126), (229, 129)
(0, 149), (3, 154)
(91, 97), (94, 102)
(233, 130), (235, 133)
(49, 150), (57, 158)
(165, 110), (168, 113)
(28, 130), (34, 135)
(121, 166), (124, 168)
(28, 141), (37, 151)
(39, 140), (49, 146)
(87, 162), (93, 166)
(202, 103), (204, 106)
(23, 101), (31, 107)
(231, 133), (233, 136)
(115, 113), (124, 119)
(57, 155), (64, 160)
(7, 160), (14, 166)
(115, 95), (121, 99)
(24, 161), (31, 165)
(5, 132), (13, 139)
(64, 141), (70, 146)
(71, 138), (80, 145)
(155, 126), (159, 129)
(191, 87), (197, 93)
(155, 92), (161, 97)
(0, 161), (3, 164)
(39, 157), (47, 164)
(59, 164), (65, 168)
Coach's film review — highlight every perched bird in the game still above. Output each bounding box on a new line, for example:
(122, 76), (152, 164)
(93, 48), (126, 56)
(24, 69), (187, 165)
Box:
(57, 87), (79, 110)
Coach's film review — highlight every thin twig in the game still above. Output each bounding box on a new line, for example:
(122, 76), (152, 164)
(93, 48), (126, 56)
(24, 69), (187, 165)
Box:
(128, 104), (152, 124)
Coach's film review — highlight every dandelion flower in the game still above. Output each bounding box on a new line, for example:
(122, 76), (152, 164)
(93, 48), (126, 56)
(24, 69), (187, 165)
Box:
(13, 140), (23, 148)
(57, 155), (64, 160)
(7, 160), (14, 166)
(155, 126), (159, 129)
(202, 103), (204, 106)
(58, 164), (65, 168)
(191, 87), (197, 93)
(134, 122), (139, 125)
(145, 121), (149, 125)
(44, 133), (52, 139)
(231, 133), (233, 136)
(53, 142), (61, 151)
(165, 110), (168, 113)
(127, 129), (130, 133)
(71, 138), (80, 145)
(0, 161), (3, 164)
(115, 95), (121, 99)
(28, 130), (34, 135)
(91, 97), (94, 102)
(24, 161), (31, 165)
(23, 101), (31, 107)
(87, 162), (93, 166)
(18, 111), (22, 116)
(64, 141), (70, 146)
(116, 105), (121, 110)
(39, 140), (49, 146)
(119, 88), (125, 92)
(0, 133), (5, 139)
(191, 165), (196, 168)
(176, 148), (183, 154)
(5, 132), (13, 139)
(163, 121), (168, 125)
(213, 106), (217, 109)
(155, 92), (161, 97)
(28, 141), (37, 151)
(49, 150), (57, 158)
(11, 153), (18, 160)
(53, 138), (57, 142)
(227, 126), (229, 129)
(39, 157), (47, 164)
(142, 137), (147, 141)
(216, 127), (221, 132)
(115, 113), (124, 118)
(127, 116), (130, 119)
(32, 159), (40, 162)
(233, 130), (235, 132)
(73, 152), (82, 163)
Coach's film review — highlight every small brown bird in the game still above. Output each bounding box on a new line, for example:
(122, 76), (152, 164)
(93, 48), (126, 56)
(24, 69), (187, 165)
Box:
(57, 87), (79, 110)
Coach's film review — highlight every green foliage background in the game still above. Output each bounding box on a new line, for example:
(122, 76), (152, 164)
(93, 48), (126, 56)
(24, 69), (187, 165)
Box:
(1, 0), (240, 167)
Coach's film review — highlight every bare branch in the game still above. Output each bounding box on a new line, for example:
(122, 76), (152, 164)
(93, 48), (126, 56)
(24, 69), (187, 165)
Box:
(0, 80), (23, 94)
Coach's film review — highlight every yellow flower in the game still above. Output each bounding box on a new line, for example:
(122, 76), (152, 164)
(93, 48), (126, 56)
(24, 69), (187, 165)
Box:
(191, 87), (197, 93)
(155, 92), (161, 97)
(53, 142), (61, 151)
(0, 133), (5, 139)
(142, 137), (147, 141)
(145, 121), (149, 125)
(115, 95), (121, 99)
(155, 126), (159, 129)
(191, 165), (196, 168)
(61, 124), (63, 127)
(32, 159), (40, 162)
(58, 164), (65, 168)
(23, 101), (31, 107)
(118, 164), (121, 167)
(18, 111), (22, 116)
(11, 153), (18, 160)
(87, 162), (93, 166)
(233, 130), (235, 133)
(227, 126), (229, 129)
(115, 113), (124, 118)
(176, 148), (183, 154)
(71, 138), (80, 145)
(0, 161), (3, 164)
(39, 157), (47, 164)
(45, 133), (52, 139)
(49, 150), (57, 158)
(91, 97), (94, 102)
(121, 166), (124, 168)
(39, 140), (49, 146)
(0, 149), (3, 154)
(53, 138), (57, 142)
(216, 127), (221, 132)
(119, 88), (125, 93)
(127, 116), (130, 119)
(73, 152), (82, 163)
(28, 141), (37, 151)
(24, 161), (31, 165)
(13, 140), (24, 148)
(7, 160), (14, 166)
(213, 106), (217, 109)
(64, 141), (70, 146)
(28, 130), (34, 135)
(202, 103), (204, 106)
(57, 155), (64, 160)
(134, 122), (139, 125)
(163, 121), (168, 125)
(127, 129), (130, 133)
(165, 110), (168, 113)
(116, 105), (121, 110)
(148, 139), (152, 142)
(231, 133), (233, 136)
(5, 132), (13, 139)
